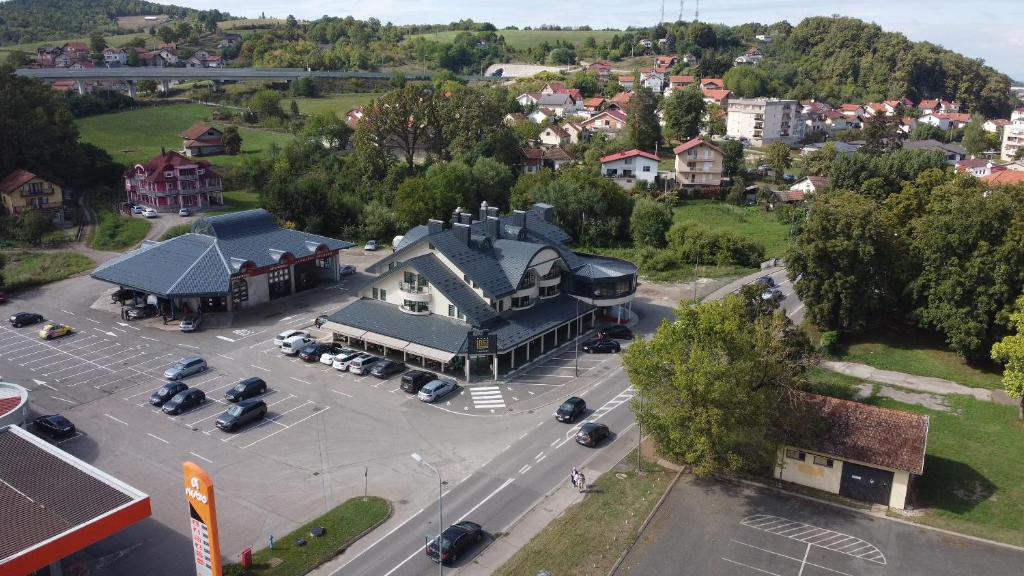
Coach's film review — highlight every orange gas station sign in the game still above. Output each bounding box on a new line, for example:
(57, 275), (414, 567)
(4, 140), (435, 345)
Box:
(183, 461), (222, 576)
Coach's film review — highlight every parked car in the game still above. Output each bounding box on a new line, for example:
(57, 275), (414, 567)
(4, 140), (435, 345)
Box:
(761, 287), (783, 302)
(556, 397), (587, 423)
(281, 334), (314, 355)
(162, 388), (206, 415)
(418, 379), (457, 403)
(332, 351), (367, 371)
(142, 207), (158, 218)
(126, 305), (157, 320)
(178, 207), (191, 216)
(755, 275), (776, 288)
(371, 360), (406, 379)
(582, 339), (620, 354)
(319, 345), (353, 366)
(400, 370), (435, 393)
(575, 422), (610, 447)
(33, 414), (76, 439)
(131, 205), (144, 215)
(216, 399), (267, 432)
(38, 323), (73, 340)
(347, 355), (381, 375)
(163, 356), (208, 380)
(9, 312), (44, 327)
(598, 325), (633, 340)
(364, 239), (380, 251)
(783, 174), (797, 184)
(179, 315), (201, 332)
(425, 521), (484, 564)
(224, 377), (267, 402)
(275, 329), (309, 347)
(149, 382), (188, 407)
(298, 341), (332, 362)
(339, 264), (357, 275)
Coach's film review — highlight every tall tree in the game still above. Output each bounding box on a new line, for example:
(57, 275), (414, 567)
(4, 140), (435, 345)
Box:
(221, 126), (242, 155)
(248, 89), (284, 119)
(303, 111), (350, 150)
(630, 198), (673, 248)
(961, 115), (989, 158)
(720, 139), (745, 177)
(991, 296), (1024, 420)
(354, 84), (434, 169)
(662, 84), (705, 142)
(89, 31), (107, 54)
(625, 86), (661, 152)
(860, 113), (902, 155)
(764, 141), (792, 183)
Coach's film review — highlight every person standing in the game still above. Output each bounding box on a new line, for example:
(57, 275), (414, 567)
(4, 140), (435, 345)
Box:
(577, 472), (586, 493)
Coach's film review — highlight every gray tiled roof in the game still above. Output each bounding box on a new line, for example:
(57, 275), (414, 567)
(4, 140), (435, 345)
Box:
(404, 254), (498, 326)
(429, 231), (516, 298)
(490, 294), (594, 350)
(491, 239), (549, 289)
(326, 299), (471, 353)
(195, 209), (354, 268)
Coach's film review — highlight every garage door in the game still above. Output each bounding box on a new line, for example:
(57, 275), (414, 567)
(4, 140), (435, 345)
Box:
(839, 462), (893, 506)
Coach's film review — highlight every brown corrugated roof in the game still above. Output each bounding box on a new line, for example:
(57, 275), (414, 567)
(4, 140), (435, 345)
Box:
(179, 122), (216, 140)
(797, 393), (929, 475)
(0, 169), (38, 195)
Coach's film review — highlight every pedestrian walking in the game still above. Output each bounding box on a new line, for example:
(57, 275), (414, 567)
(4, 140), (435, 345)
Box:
(577, 472), (586, 493)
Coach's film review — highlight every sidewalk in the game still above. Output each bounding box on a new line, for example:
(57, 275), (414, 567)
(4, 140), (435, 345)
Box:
(456, 424), (640, 575)
(821, 360), (1017, 405)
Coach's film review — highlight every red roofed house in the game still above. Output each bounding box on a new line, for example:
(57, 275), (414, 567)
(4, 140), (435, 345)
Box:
(125, 150), (224, 212)
(700, 78), (725, 90)
(539, 124), (570, 147)
(617, 76), (635, 90)
(582, 97), (605, 113)
(587, 62), (613, 78)
(983, 119), (1011, 133)
(955, 159), (1003, 178)
(702, 88), (732, 105)
(179, 123), (225, 157)
(518, 147), (574, 174)
(540, 82), (566, 95)
(610, 91), (633, 107)
(0, 169), (65, 222)
(655, 55), (676, 68)
(673, 138), (724, 195)
(599, 149), (660, 186)
(775, 393), (929, 509)
(982, 170), (1024, 186)
(665, 75), (696, 95)
(839, 103), (864, 116)
(581, 108), (628, 135)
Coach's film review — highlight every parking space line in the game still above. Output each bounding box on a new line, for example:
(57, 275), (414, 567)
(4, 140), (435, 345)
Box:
(721, 557), (781, 576)
(60, 309), (76, 316)
(289, 377), (312, 385)
(239, 405), (329, 449)
(250, 364), (271, 372)
(189, 451), (213, 464)
(181, 344), (200, 350)
(217, 353), (235, 361)
(104, 413), (129, 426)
(332, 390), (352, 398)
(216, 336), (236, 343)
(146, 433), (169, 444)
(730, 540), (854, 576)
(50, 396), (75, 404)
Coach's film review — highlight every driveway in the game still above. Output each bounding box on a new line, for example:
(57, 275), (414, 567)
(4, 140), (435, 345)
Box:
(615, 476), (1024, 576)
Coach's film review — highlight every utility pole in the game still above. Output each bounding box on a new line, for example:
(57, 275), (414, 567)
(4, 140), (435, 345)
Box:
(660, 0), (665, 24)
(679, 0), (685, 22)
(695, 0), (700, 21)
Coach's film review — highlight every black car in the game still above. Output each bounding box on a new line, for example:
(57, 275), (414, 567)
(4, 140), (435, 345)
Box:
(400, 370), (435, 393)
(162, 388), (206, 415)
(556, 397), (587, 423)
(224, 377), (267, 402)
(9, 312), (44, 327)
(149, 382), (188, 407)
(126, 305), (157, 320)
(576, 422), (610, 447)
(216, 399), (268, 432)
(582, 339), (620, 353)
(371, 360), (406, 379)
(598, 325), (634, 340)
(426, 521), (484, 564)
(298, 342), (331, 362)
(755, 275), (776, 288)
(33, 414), (76, 439)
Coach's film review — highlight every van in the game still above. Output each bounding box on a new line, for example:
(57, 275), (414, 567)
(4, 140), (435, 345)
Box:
(347, 355), (381, 375)
(281, 334), (313, 355)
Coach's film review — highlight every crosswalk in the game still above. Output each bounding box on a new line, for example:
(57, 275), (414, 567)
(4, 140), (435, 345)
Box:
(469, 385), (506, 411)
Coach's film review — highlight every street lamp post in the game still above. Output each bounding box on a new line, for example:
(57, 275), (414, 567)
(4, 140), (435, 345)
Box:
(411, 453), (443, 576)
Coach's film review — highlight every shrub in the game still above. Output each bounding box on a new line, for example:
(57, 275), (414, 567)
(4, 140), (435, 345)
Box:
(820, 330), (840, 353)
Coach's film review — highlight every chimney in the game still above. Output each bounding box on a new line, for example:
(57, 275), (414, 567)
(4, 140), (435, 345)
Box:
(459, 212), (473, 225)
(479, 200), (489, 222)
(486, 206), (499, 218)
(485, 216), (501, 240)
(512, 210), (526, 228)
(452, 222), (471, 245)
(427, 219), (444, 234)
(451, 207), (462, 228)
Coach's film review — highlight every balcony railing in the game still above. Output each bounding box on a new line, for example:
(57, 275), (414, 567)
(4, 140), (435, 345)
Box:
(399, 282), (430, 294)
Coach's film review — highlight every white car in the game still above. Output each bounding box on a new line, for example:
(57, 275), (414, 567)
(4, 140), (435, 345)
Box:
(347, 355), (381, 375)
(178, 207), (191, 216)
(274, 329), (309, 347)
(331, 351), (366, 371)
(339, 265), (357, 275)
(417, 379), (457, 403)
(281, 334), (313, 355)
(320, 347), (355, 366)
(142, 207), (158, 218)
(131, 205), (144, 215)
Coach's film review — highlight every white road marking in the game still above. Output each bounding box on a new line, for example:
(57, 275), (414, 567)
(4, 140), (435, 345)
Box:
(289, 377), (312, 385)
(249, 364), (271, 372)
(332, 389), (352, 398)
(731, 540), (854, 576)
(518, 464), (531, 474)
(146, 433), (169, 444)
(32, 379), (55, 390)
(216, 335), (236, 342)
(189, 452), (213, 464)
(721, 557), (782, 576)
(85, 317), (101, 324)
(740, 514), (886, 565)
(181, 344), (201, 350)
(217, 353), (234, 361)
(239, 405), (330, 449)
(60, 309), (76, 315)
(50, 395), (75, 404)
(139, 336), (159, 342)
(103, 413), (129, 426)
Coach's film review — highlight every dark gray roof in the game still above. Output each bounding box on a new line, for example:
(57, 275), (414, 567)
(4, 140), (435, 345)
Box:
(491, 239), (550, 289)
(575, 254), (640, 279)
(429, 231), (516, 298)
(401, 254), (498, 326)
(394, 224), (430, 251)
(489, 294), (594, 350)
(327, 299), (470, 353)
(194, 209), (354, 268)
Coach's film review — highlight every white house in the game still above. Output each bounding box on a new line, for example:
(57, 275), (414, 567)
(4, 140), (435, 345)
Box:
(581, 109), (628, 135)
(539, 125), (570, 147)
(599, 149), (660, 185)
(528, 108), (556, 125)
(537, 93), (578, 117)
(917, 113), (953, 131)
(517, 93), (542, 108)
(617, 76), (635, 91)
(562, 122), (585, 144)
(639, 70), (665, 93)
(755, 34), (772, 42)
(102, 48), (127, 65)
(983, 119), (1010, 133)
(789, 176), (829, 195)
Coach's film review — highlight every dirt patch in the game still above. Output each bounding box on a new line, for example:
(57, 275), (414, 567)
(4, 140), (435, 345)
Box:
(876, 385), (950, 411)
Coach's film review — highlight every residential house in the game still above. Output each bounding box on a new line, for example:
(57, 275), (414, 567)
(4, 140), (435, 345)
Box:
(955, 159), (1003, 178)
(562, 122), (585, 144)
(982, 170), (1024, 186)
(138, 50), (167, 67)
(898, 116), (918, 134)
(882, 99), (912, 115)
(539, 125), (570, 147)
(700, 78), (725, 90)
(517, 92), (542, 108)
(789, 176), (829, 195)
(734, 47), (763, 66)
(528, 108), (556, 124)
(775, 393), (928, 509)
(537, 93), (578, 117)
(773, 189), (806, 204)
(124, 150), (224, 212)
(983, 119), (1010, 133)
(655, 55), (677, 68)
(610, 91), (633, 108)
(862, 103), (887, 116)
(218, 33), (243, 48)
(179, 123), (226, 157)
(581, 109), (628, 135)
(581, 97), (605, 114)
(673, 139), (724, 194)
(0, 170), (64, 221)
(186, 53), (225, 68)
(617, 76), (635, 91)
(944, 113), (972, 129)
(755, 34), (772, 42)
(726, 98), (803, 146)
(504, 112), (528, 125)
(599, 149), (660, 186)
(822, 111), (849, 132)
(917, 113), (953, 131)
(540, 82), (566, 95)
(587, 62), (613, 79)
(664, 75), (696, 95)
(903, 139), (967, 163)
(639, 69), (665, 93)
(702, 88), (732, 106)
(1012, 108), (1024, 123)
(839, 103), (863, 117)
(1002, 122), (1024, 161)
(102, 48), (127, 65)
(69, 61), (96, 70)
(681, 53), (698, 66)
(53, 52), (73, 67)
(918, 99), (959, 115)
(639, 39), (653, 49)
(62, 42), (89, 58)
(520, 146), (575, 171)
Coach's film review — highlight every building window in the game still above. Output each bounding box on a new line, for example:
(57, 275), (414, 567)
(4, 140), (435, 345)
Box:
(402, 300), (428, 313)
(511, 296), (531, 309)
(785, 449), (805, 461)
(812, 455), (834, 468)
(231, 278), (248, 304)
(448, 304), (458, 317)
(642, 165), (651, 172)
(372, 287), (387, 301)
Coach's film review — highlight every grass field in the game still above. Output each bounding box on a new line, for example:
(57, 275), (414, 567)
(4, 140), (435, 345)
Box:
(0, 32), (154, 54)
(76, 104), (296, 169)
(89, 212), (151, 251)
(495, 453), (675, 576)
(407, 29), (622, 50)
(283, 93), (382, 116)
(674, 200), (793, 259)
(2, 251), (94, 290)
(223, 497), (390, 576)
(833, 329), (1004, 390)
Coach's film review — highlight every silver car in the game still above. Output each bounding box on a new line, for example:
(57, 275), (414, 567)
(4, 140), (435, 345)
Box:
(332, 351), (367, 371)
(164, 356), (207, 380)
(179, 316), (200, 332)
(417, 379), (457, 403)
(320, 347), (355, 366)
(347, 355), (381, 375)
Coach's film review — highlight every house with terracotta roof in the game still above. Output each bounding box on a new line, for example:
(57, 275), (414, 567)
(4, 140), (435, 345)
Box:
(539, 125), (570, 147)
(655, 55), (676, 68)
(587, 62), (613, 78)
(700, 78), (725, 90)
(702, 88), (732, 106)
(917, 113), (953, 131)
(983, 119), (1011, 133)
(955, 159), (1003, 178)
(581, 97), (605, 114)
(540, 82), (566, 95)
(839, 103), (864, 117)
(639, 69), (665, 93)
(789, 175), (829, 195)
(673, 138), (723, 194)
(0, 170), (65, 221)
(179, 123), (225, 157)
(503, 112), (528, 125)
(581, 109), (628, 135)
(664, 75), (696, 96)
(610, 91), (633, 107)
(617, 76), (635, 91)
(599, 149), (660, 186)
(775, 393), (929, 509)
(124, 150), (224, 212)
(519, 146), (575, 174)
(982, 170), (1024, 186)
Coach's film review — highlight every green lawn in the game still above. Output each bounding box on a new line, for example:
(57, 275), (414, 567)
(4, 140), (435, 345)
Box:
(159, 224), (192, 241)
(283, 94), (381, 116)
(833, 329), (1004, 390)
(76, 104), (296, 169)
(223, 497), (390, 576)
(0, 32), (154, 54)
(205, 190), (262, 217)
(88, 212), (151, 251)
(2, 251), (94, 290)
(673, 200), (793, 259)
(407, 29), (622, 50)
(496, 453), (674, 575)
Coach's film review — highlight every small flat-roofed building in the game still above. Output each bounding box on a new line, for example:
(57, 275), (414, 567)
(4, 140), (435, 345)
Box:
(775, 393), (929, 509)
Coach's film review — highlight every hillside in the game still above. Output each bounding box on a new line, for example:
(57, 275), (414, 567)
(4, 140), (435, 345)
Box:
(0, 0), (229, 45)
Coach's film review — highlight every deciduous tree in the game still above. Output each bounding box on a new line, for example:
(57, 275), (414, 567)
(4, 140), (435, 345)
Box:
(720, 139), (745, 177)
(221, 126), (242, 155)
(662, 84), (704, 142)
(625, 86), (661, 152)
(630, 198), (673, 248)
(991, 296), (1024, 420)
(764, 141), (792, 183)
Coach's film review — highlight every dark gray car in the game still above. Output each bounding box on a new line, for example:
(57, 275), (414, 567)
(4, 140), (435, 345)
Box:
(164, 356), (207, 380)
(216, 399), (268, 432)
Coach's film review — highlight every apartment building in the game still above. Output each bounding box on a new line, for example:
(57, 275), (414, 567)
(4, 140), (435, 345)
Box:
(1002, 121), (1024, 161)
(726, 98), (803, 146)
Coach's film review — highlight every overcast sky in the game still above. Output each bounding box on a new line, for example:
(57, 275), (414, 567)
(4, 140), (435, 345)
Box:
(170, 0), (1024, 80)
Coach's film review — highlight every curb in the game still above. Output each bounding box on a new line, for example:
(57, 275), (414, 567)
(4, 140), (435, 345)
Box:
(606, 467), (684, 576)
